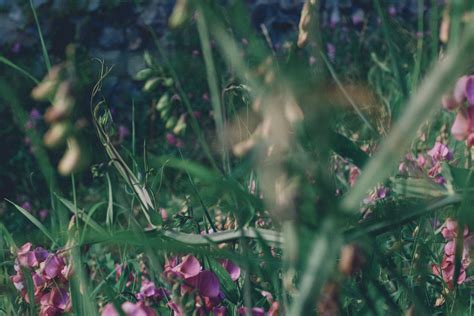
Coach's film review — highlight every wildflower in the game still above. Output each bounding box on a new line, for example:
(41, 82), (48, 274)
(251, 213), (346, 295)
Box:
(432, 218), (472, 287)
(220, 259), (240, 281)
(186, 270), (220, 298)
(39, 287), (71, 316)
(17, 243), (49, 268)
(121, 301), (157, 316)
(166, 133), (177, 146)
(102, 302), (156, 316)
(450, 106), (474, 144)
(41, 255), (65, 280)
(427, 142), (453, 162)
(136, 279), (168, 301)
(169, 255), (201, 279)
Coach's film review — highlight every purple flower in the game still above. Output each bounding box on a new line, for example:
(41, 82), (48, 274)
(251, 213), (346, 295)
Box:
(466, 76), (474, 105)
(220, 259), (240, 281)
(170, 255), (201, 279)
(212, 306), (227, 316)
(136, 279), (168, 301)
(121, 301), (157, 316)
(186, 270), (221, 298)
(166, 133), (177, 146)
(17, 243), (49, 268)
(39, 287), (71, 315)
(30, 108), (42, 121)
(351, 9), (364, 25)
(41, 255), (65, 280)
(427, 142), (453, 162)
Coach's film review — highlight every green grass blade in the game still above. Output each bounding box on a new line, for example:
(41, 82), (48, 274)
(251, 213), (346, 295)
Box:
(29, 0), (51, 71)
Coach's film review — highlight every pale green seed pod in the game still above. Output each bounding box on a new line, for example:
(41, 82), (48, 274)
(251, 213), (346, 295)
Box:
(172, 114), (187, 135)
(144, 51), (154, 68)
(163, 78), (174, 87)
(135, 68), (154, 81)
(143, 77), (160, 92)
(169, 0), (191, 29)
(165, 116), (178, 129)
(156, 93), (170, 111)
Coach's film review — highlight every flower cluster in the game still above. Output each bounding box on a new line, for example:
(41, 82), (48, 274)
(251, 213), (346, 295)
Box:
(442, 76), (474, 146)
(10, 243), (72, 315)
(399, 141), (453, 184)
(102, 255), (244, 316)
(432, 218), (472, 288)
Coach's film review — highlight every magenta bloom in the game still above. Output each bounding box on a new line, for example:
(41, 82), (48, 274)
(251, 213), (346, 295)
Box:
(220, 259), (240, 281)
(186, 270), (221, 298)
(451, 106), (474, 142)
(427, 142), (453, 162)
(170, 255), (201, 279)
(121, 301), (157, 316)
(136, 279), (168, 301)
(433, 218), (472, 287)
(39, 287), (71, 316)
(212, 306), (227, 316)
(41, 255), (65, 280)
(17, 243), (49, 268)
(466, 76), (474, 105)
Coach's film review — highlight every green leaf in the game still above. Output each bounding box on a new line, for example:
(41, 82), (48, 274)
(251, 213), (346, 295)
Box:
(448, 165), (474, 188)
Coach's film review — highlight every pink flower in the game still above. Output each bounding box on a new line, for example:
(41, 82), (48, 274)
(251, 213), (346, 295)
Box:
(220, 259), (240, 281)
(441, 218), (468, 240)
(212, 306), (227, 316)
(454, 76), (469, 104)
(186, 270), (221, 298)
(17, 243), (49, 268)
(41, 255), (65, 280)
(39, 287), (71, 315)
(136, 279), (168, 301)
(442, 95), (458, 110)
(170, 255), (201, 279)
(268, 302), (280, 316)
(166, 133), (177, 146)
(348, 166), (360, 187)
(101, 303), (119, 316)
(427, 142), (453, 162)
(451, 107), (474, 142)
(121, 301), (157, 316)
